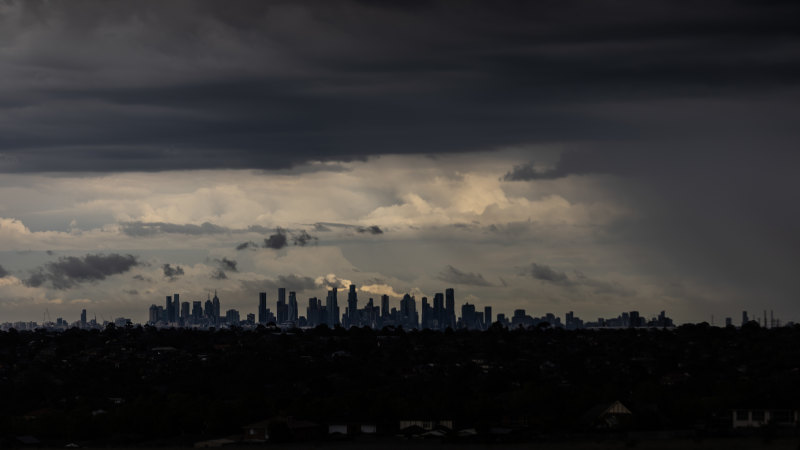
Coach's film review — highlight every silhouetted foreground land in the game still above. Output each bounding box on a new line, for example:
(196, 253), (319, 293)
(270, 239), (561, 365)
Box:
(2, 323), (800, 447)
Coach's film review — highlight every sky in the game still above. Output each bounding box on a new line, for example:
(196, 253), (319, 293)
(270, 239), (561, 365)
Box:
(0, 0), (798, 325)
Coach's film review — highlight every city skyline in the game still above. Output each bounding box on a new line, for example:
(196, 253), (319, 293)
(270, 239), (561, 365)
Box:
(1, 1), (799, 325)
(9, 282), (794, 331)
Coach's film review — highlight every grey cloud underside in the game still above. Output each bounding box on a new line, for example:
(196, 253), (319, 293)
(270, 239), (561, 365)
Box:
(522, 263), (635, 297)
(162, 263), (184, 280)
(1, 1), (799, 172)
(210, 257), (237, 280)
(210, 269), (227, 280)
(312, 223), (384, 235)
(121, 221), (231, 236)
(437, 265), (493, 287)
(215, 258), (238, 272)
(23, 253), (139, 290)
(240, 274), (318, 295)
(0, 265), (8, 278)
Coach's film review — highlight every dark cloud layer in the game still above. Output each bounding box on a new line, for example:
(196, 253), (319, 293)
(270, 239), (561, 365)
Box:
(24, 253), (139, 289)
(1, 0), (798, 172)
(525, 263), (571, 286)
(264, 229), (288, 250)
(0, 265), (8, 278)
(215, 257), (238, 272)
(438, 265), (493, 287)
(121, 221), (230, 236)
(522, 263), (635, 297)
(162, 263), (184, 280)
(240, 274), (319, 295)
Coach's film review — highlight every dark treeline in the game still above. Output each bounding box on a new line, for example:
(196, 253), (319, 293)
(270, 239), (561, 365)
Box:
(1, 322), (799, 446)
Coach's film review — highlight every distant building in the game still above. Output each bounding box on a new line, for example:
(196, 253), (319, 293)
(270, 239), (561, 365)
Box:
(288, 291), (298, 323)
(258, 292), (267, 324)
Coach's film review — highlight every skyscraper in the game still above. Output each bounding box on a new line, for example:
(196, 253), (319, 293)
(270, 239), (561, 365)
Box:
(347, 284), (358, 327)
(173, 293), (181, 323)
(484, 306), (492, 327)
(288, 291), (298, 323)
(80, 308), (87, 327)
(381, 295), (389, 320)
(433, 293), (444, 329)
(445, 288), (455, 329)
(326, 288), (339, 326)
(166, 295), (174, 322)
(277, 288), (287, 324)
(212, 291), (221, 319)
(258, 292), (267, 324)
(461, 303), (476, 329)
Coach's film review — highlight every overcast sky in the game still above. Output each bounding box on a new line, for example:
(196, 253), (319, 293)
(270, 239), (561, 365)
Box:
(1, 0), (798, 325)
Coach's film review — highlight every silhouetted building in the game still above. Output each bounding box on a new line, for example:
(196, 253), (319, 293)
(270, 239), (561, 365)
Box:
(258, 292), (267, 324)
(225, 309), (240, 324)
(326, 288), (339, 327)
(288, 291), (298, 323)
(461, 303), (476, 329)
(173, 293), (180, 323)
(445, 288), (455, 329)
(347, 284), (358, 327)
(381, 295), (389, 320)
(212, 291), (221, 318)
(277, 288), (288, 324)
(80, 309), (87, 327)
(484, 306), (492, 327)
(192, 301), (203, 320)
(166, 296), (174, 322)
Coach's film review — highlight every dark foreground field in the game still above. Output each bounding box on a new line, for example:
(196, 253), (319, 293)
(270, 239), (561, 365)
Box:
(2, 323), (799, 447)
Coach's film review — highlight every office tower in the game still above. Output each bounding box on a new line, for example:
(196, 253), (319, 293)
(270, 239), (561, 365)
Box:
(347, 284), (358, 327)
(433, 293), (444, 329)
(258, 292), (267, 324)
(80, 308), (87, 327)
(192, 301), (203, 320)
(461, 303), (476, 329)
(381, 295), (389, 319)
(149, 305), (159, 324)
(306, 297), (319, 327)
(445, 288), (455, 328)
(326, 288), (339, 326)
(204, 299), (213, 318)
(421, 297), (430, 329)
(400, 294), (418, 329)
(173, 294), (180, 322)
(212, 291), (221, 318)
(485, 306), (492, 327)
(629, 311), (640, 328)
(742, 310), (749, 326)
(277, 288), (287, 324)
(725, 317), (732, 327)
(288, 291), (298, 323)
(181, 301), (190, 320)
(166, 296), (174, 322)
(225, 309), (240, 324)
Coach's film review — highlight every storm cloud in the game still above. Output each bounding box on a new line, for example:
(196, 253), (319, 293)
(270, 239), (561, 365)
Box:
(1, 1), (797, 173)
(121, 221), (231, 236)
(215, 258), (238, 272)
(162, 263), (185, 280)
(438, 265), (493, 287)
(23, 253), (139, 289)
(240, 274), (319, 294)
(263, 229), (288, 250)
(525, 263), (572, 286)
(0, 265), (8, 278)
